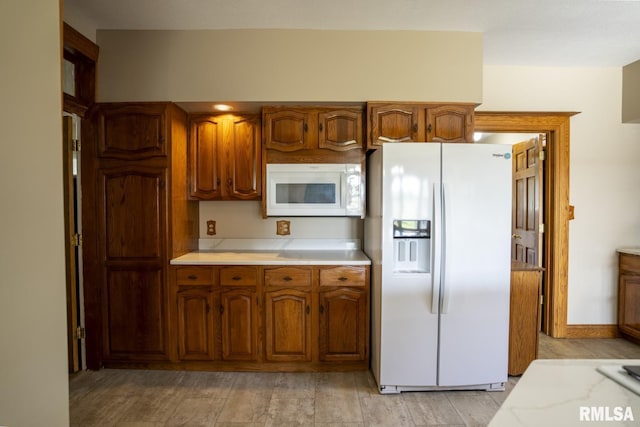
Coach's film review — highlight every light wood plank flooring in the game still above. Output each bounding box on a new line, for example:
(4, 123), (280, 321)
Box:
(69, 334), (640, 427)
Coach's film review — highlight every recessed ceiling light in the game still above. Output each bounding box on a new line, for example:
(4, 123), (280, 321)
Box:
(213, 104), (232, 111)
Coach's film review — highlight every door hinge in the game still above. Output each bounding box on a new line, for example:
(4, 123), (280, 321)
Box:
(540, 295), (544, 306)
(71, 233), (82, 247)
(72, 139), (81, 152)
(75, 326), (86, 340)
(539, 150), (546, 161)
(539, 224), (545, 233)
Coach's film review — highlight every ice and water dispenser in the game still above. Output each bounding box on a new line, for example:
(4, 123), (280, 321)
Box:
(392, 220), (430, 273)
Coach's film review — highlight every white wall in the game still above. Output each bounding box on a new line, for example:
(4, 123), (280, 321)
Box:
(481, 65), (640, 325)
(0, 1), (70, 426)
(95, 29), (483, 104)
(199, 201), (362, 241)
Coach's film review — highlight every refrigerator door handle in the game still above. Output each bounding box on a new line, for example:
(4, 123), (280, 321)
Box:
(441, 182), (450, 314)
(431, 181), (442, 314)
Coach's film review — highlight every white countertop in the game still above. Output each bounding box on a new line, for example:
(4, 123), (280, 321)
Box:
(618, 247), (640, 256)
(170, 249), (371, 265)
(490, 359), (640, 426)
(170, 238), (371, 265)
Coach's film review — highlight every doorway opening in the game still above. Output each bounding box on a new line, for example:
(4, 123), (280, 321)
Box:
(474, 112), (575, 338)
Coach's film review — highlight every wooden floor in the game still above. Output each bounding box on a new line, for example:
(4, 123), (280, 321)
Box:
(69, 334), (640, 427)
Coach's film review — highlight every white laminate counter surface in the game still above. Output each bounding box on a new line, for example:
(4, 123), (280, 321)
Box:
(618, 247), (640, 256)
(489, 359), (640, 427)
(170, 250), (371, 265)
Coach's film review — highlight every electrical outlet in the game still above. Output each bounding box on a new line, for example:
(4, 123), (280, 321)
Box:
(206, 220), (216, 236)
(276, 220), (291, 236)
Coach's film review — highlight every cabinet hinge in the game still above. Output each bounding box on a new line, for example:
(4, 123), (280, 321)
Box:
(71, 233), (82, 247)
(75, 326), (86, 340)
(539, 150), (546, 161)
(72, 139), (81, 152)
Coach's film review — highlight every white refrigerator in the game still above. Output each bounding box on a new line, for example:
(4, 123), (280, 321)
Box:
(364, 142), (512, 393)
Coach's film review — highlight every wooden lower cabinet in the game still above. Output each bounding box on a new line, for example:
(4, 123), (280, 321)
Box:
(265, 288), (312, 362)
(176, 286), (217, 361)
(618, 252), (640, 343)
(171, 264), (369, 371)
(508, 261), (543, 376)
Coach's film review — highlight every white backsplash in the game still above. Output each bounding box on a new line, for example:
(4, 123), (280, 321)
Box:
(199, 200), (363, 240)
(198, 238), (361, 251)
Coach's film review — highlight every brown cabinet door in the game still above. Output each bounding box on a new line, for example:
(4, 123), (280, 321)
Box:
(226, 115), (262, 199)
(263, 109), (312, 151)
(265, 289), (312, 362)
(425, 104), (474, 143)
(319, 288), (367, 362)
(318, 109), (363, 151)
(97, 103), (168, 159)
(177, 287), (217, 361)
(619, 273), (640, 340)
(220, 289), (259, 361)
(189, 116), (222, 199)
(100, 166), (166, 260)
(368, 104), (422, 148)
(98, 165), (169, 360)
(104, 268), (168, 359)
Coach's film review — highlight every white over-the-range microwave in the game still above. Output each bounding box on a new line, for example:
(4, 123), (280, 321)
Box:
(265, 163), (364, 217)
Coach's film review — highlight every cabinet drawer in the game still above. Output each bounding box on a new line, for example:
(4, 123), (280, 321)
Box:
(320, 266), (366, 287)
(265, 267), (312, 287)
(175, 267), (215, 285)
(620, 253), (640, 275)
(220, 266), (258, 287)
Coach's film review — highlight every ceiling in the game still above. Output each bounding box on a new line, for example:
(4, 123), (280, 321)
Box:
(64, 0), (640, 67)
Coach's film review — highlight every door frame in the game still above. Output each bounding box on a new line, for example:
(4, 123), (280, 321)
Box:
(475, 111), (577, 338)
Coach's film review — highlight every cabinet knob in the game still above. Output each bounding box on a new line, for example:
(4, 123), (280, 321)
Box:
(319, 123), (323, 132)
(227, 178), (232, 186)
(338, 276), (348, 282)
(427, 123), (432, 133)
(188, 274), (197, 280)
(283, 276), (293, 282)
(412, 123), (418, 133)
(512, 234), (522, 240)
(306, 305), (310, 315)
(319, 304), (324, 314)
(303, 123), (308, 132)
(232, 276), (242, 281)
(219, 305), (224, 314)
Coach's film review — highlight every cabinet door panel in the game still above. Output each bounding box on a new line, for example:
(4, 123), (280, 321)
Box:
(177, 287), (216, 360)
(98, 104), (167, 159)
(425, 105), (474, 143)
(265, 289), (312, 362)
(189, 116), (222, 199)
(227, 115), (261, 199)
(264, 109), (311, 151)
(101, 167), (165, 260)
(319, 288), (367, 361)
(220, 289), (259, 361)
(369, 104), (421, 147)
(104, 268), (167, 359)
(318, 109), (362, 151)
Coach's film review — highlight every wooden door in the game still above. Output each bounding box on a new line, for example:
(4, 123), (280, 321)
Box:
(318, 109), (363, 151)
(189, 116), (222, 199)
(226, 115), (261, 199)
(425, 104), (474, 143)
(512, 137), (543, 266)
(220, 289), (259, 361)
(368, 104), (422, 148)
(263, 109), (312, 151)
(177, 287), (217, 361)
(319, 288), (367, 362)
(265, 289), (312, 362)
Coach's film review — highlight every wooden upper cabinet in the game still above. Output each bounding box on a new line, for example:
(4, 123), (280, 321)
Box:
(263, 109), (311, 151)
(97, 103), (168, 159)
(188, 114), (261, 200)
(318, 109), (363, 151)
(425, 104), (474, 143)
(368, 104), (422, 148)
(189, 116), (222, 199)
(264, 106), (364, 153)
(227, 115), (262, 199)
(367, 102), (476, 148)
